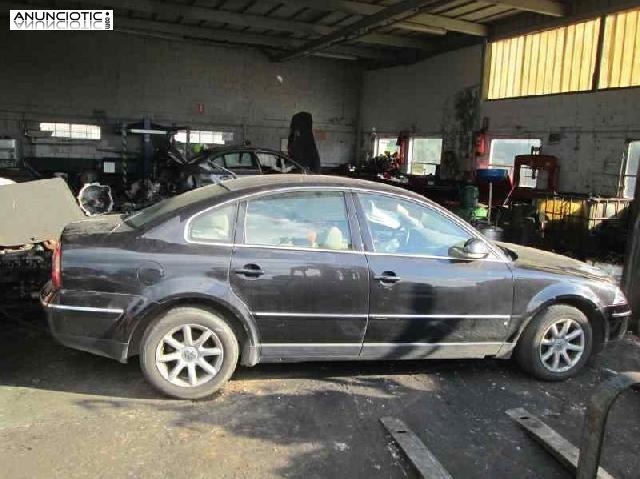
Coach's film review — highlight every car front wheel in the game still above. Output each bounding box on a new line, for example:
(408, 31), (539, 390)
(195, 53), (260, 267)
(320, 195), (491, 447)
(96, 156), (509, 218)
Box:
(515, 304), (593, 381)
(140, 306), (239, 399)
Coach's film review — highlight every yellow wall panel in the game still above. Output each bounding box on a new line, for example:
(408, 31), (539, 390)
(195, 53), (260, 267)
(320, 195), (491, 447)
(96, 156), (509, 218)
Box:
(529, 34), (540, 95)
(599, 8), (640, 89)
(487, 18), (600, 99)
(633, 13), (640, 85)
(562, 25), (575, 92)
(570, 22), (585, 91)
(521, 35), (533, 95)
(487, 9), (640, 99)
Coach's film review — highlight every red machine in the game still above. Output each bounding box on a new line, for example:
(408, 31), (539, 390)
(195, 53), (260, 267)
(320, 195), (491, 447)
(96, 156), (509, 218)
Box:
(509, 154), (559, 201)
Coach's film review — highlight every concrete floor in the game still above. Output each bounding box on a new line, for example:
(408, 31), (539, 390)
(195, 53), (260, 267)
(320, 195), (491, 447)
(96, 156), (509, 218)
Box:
(1, 303), (639, 479)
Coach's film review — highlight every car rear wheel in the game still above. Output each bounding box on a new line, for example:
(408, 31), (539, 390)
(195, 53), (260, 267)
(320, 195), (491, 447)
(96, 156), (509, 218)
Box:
(140, 306), (239, 399)
(515, 304), (593, 381)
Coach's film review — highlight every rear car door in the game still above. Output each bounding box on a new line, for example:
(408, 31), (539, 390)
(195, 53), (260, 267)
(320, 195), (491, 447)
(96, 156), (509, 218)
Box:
(229, 189), (369, 360)
(355, 192), (514, 359)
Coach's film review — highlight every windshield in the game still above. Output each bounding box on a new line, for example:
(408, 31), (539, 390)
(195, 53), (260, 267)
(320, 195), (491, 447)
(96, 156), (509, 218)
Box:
(125, 184), (229, 228)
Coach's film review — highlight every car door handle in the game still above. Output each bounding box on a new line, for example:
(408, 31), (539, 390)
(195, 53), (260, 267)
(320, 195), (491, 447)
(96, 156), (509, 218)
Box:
(374, 272), (401, 283)
(235, 264), (264, 277)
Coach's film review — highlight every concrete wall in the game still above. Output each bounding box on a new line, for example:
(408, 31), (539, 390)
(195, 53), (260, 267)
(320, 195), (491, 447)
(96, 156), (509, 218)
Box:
(360, 44), (640, 196)
(0, 30), (362, 168)
(359, 45), (483, 169)
(483, 90), (640, 196)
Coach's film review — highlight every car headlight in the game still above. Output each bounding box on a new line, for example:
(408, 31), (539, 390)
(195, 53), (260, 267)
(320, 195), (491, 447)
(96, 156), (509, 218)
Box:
(612, 287), (628, 306)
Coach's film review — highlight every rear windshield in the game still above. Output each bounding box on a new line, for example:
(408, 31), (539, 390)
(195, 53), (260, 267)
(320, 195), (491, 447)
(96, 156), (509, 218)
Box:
(124, 184), (229, 228)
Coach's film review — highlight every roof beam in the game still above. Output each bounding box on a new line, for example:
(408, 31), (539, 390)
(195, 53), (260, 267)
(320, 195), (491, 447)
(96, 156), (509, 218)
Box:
(276, 0), (487, 36)
(76, 0), (434, 50)
(411, 0), (565, 18)
(275, 0), (436, 62)
(113, 18), (394, 61)
(358, 33), (435, 50)
(278, 0), (446, 35)
(80, 0), (328, 34)
(494, 1), (566, 17)
(405, 12), (487, 36)
(1, 0), (400, 62)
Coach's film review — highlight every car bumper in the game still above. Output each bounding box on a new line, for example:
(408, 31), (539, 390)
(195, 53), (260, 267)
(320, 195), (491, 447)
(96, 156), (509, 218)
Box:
(604, 303), (632, 342)
(40, 282), (133, 363)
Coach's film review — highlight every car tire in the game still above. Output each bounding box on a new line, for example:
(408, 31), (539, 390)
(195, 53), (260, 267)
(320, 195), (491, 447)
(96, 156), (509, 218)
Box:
(515, 304), (593, 381)
(140, 306), (239, 399)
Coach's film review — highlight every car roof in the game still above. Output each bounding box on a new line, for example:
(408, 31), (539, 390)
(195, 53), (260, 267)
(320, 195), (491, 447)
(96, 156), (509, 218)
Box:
(187, 145), (297, 166)
(219, 174), (428, 202)
(197, 145), (288, 156)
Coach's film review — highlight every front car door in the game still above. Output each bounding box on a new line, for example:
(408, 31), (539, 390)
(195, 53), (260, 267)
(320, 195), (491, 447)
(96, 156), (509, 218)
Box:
(355, 191), (514, 359)
(229, 188), (369, 360)
(255, 151), (306, 174)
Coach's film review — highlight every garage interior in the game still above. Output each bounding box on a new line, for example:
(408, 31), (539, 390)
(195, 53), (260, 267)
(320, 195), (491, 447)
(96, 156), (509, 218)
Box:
(1, 0), (640, 478)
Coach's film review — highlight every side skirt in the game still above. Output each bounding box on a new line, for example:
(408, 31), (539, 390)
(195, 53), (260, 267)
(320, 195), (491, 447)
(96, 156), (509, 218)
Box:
(260, 343), (361, 362)
(258, 342), (508, 363)
(361, 342), (504, 360)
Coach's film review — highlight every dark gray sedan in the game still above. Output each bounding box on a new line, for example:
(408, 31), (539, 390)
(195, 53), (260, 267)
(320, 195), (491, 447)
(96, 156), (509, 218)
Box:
(179, 146), (306, 189)
(41, 175), (630, 399)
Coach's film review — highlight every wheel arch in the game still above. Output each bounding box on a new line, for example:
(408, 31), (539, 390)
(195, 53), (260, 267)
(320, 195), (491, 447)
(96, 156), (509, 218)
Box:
(126, 295), (260, 366)
(513, 295), (607, 353)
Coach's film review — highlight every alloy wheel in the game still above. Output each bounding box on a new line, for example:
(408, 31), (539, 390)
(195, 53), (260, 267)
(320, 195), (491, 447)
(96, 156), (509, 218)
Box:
(539, 318), (585, 373)
(155, 324), (224, 388)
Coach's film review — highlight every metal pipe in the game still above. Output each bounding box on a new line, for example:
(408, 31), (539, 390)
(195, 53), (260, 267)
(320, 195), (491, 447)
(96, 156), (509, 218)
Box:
(576, 372), (640, 479)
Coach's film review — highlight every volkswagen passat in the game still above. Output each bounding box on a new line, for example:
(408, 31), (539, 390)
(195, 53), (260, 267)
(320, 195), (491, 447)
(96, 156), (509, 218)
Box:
(41, 175), (631, 399)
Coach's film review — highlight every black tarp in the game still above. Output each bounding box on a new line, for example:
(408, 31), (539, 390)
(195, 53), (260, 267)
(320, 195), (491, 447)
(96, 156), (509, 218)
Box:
(287, 112), (321, 173)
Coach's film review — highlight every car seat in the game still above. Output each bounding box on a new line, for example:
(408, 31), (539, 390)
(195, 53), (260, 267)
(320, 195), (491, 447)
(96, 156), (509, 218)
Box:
(323, 226), (345, 250)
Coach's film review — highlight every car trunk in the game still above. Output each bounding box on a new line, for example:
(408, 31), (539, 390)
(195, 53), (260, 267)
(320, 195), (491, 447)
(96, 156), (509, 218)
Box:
(59, 215), (137, 292)
(61, 214), (126, 245)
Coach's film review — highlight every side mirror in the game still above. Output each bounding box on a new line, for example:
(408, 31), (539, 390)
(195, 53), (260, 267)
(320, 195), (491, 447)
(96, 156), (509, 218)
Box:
(448, 238), (490, 260)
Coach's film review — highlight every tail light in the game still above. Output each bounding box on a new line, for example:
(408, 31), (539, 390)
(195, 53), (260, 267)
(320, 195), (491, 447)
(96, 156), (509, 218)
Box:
(52, 243), (62, 289)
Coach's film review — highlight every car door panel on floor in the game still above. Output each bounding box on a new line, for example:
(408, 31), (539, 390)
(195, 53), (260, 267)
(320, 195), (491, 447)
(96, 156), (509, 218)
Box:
(355, 192), (514, 359)
(229, 189), (369, 360)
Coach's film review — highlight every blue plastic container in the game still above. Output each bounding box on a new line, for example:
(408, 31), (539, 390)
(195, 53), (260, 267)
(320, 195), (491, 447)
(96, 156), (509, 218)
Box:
(476, 168), (508, 182)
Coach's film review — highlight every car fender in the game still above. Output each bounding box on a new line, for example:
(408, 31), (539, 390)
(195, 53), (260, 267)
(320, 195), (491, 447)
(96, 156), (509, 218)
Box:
(124, 275), (260, 366)
(509, 281), (608, 345)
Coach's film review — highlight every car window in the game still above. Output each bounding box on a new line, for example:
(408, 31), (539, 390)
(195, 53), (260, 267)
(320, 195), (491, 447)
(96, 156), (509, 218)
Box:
(125, 184), (228, 228)
(188, 203), (236, 243)
(256, 152), (303, 173)
(245, 191), (352, 251)
(255, 153), (281, 173)
(358, 193), (471, 256)
(224, 152), (256, 169)
(211, 155), (224, 168)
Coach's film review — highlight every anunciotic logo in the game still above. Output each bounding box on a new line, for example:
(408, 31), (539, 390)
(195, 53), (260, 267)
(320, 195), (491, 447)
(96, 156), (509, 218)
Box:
(10, 10), (113, 30)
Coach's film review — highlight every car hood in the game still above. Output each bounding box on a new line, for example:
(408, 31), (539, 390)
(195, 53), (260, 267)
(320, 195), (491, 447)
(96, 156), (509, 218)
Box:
(497, 242), (615, 283)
